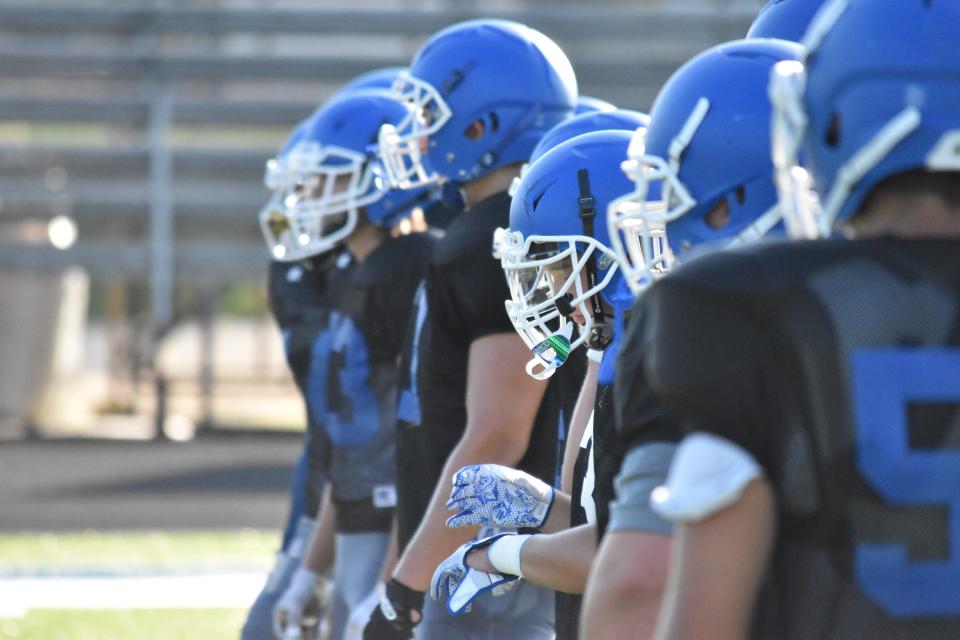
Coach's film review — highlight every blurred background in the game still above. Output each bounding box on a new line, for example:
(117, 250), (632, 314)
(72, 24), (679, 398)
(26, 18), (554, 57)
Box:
(0, 0), (761, 637)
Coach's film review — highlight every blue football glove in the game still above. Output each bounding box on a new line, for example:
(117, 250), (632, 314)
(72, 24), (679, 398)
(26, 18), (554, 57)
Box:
(430, 534), (520, 615)
(445, 464), (555, 530)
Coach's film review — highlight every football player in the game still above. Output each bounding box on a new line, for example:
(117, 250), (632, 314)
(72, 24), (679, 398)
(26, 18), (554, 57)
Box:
(649, 1), (960, 638)
(268, 89), (437, 640)
(387, 73), (613, 568)
(432, 129), (645, 640)
(365, 19), (581, 640)
(244, 120), (338, 640)
(246, 67), (423, 640)
(583, 38), (804, 639)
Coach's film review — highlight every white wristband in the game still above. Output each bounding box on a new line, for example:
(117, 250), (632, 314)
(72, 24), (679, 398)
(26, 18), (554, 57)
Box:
(487, 534), (531, 578)
(586, 349), (604, 363)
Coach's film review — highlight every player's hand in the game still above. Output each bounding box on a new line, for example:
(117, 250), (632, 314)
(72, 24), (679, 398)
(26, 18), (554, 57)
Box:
(345, 582), (384, 640)
(446, 464), (555, 529)
(272, 567), (327, 640)
(430, 534), (519, 615)
(362, 578), (423, 640)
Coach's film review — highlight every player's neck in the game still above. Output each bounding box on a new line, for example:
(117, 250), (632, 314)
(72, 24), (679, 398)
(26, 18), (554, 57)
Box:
(846, 191), (960, 239)
(346, 222), (387, 263)
(461, 163), (523, 210)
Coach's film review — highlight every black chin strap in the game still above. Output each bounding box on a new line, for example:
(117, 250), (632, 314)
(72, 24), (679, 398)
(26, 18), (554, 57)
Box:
(577, 168), (612, 350)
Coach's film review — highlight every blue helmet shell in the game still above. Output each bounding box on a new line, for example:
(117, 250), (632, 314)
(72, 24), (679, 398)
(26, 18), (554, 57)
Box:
(529, 109), (650, 166)
(509, 130), (636, 311)
(643, 39), (803, 257)
(409, 19), (578, 183)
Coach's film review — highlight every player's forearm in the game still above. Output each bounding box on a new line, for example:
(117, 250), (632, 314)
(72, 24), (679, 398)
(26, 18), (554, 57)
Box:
(521, 523), (596, 593)
(561, 358), (600, 493)
(464, 523), (596, 594)
(378, 518), (399, 583)
(302, 484), (335, 575)
(392, 443), (485, 590)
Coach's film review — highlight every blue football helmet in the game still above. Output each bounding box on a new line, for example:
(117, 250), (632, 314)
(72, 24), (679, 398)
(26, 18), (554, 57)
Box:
(260, 67), (414, 258)
(378, 19), (578, 189)
(264, 118), (311, 192)
(260, 119), (313, 258)
(507, 109), (650, 199)
(276, 89), (432, 260)
(529, 110), (650, 168)
(771, 0), (960, 238)
(501, 130), (638, 379)
(575, 96), (616, 115)
(270, 67), (407, 192)
(747, 0), (829, 41)
(607, 39), (803, 294)
(336, 67), (406, 96)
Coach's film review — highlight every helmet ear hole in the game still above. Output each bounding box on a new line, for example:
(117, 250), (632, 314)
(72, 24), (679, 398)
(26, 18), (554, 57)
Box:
(464, 119), (486, 141)
(489, 112), (500, 133)
(705, 199), (731, 230)
(826, 113), (842, 147)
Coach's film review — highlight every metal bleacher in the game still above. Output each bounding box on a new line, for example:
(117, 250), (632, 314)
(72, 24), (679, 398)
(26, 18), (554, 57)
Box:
(0, 0), (759, 328)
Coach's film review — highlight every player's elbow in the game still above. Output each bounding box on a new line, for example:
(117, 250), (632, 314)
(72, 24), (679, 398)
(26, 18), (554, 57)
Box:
(460, 413), (533, 466)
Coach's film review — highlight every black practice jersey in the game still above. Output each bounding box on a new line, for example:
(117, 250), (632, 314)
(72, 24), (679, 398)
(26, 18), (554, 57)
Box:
(635, 237), (960, 639)
(268, 256), (340, 518)
(590, 382), (624, 537)
(395, 192), (585, 547)
(268, 256), (335, 395)
(305, 233), (434, 532)
(395, 279), (432, 552)
(607, 298), (686, 537)
(556, 380), (617, 640)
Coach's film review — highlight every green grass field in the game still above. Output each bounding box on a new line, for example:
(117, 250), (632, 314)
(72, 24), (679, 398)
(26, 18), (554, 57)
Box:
(0, 529), (278, 572)
(0, 530), (279, 640)
(0, 608), (248, 640)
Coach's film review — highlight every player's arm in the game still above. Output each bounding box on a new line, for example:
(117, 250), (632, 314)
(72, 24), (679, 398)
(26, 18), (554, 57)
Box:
(654, 476), (774, 640)
(275, 484), (336, 638)
(583, 530), (670, 640)
(638, 274), (774, 640)
(580, 440), (675, 640)
(378, 517), (399, 582)
(441, 351), (598, 537)
(606, 268), (773, 640)
(344, 518), (400, 640)
(465, 522), (598, 594)
(301, 483), (336, 574)
(392, 330), (548, 591)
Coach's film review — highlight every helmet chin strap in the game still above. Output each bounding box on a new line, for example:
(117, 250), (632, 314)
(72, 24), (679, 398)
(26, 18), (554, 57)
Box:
(576, 168), (613, 350)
